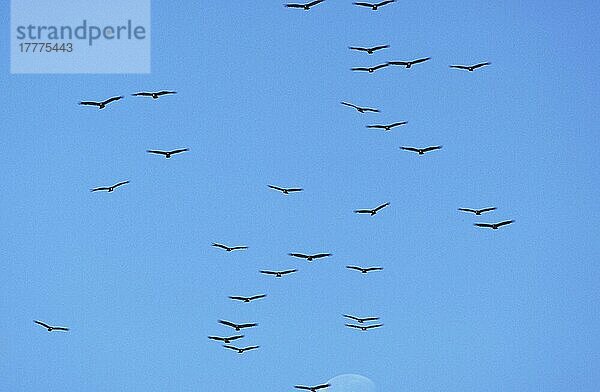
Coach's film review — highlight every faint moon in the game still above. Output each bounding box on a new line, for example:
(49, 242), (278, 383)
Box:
(327, 374), (376, 392)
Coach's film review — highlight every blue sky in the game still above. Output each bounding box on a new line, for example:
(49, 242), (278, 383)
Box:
(1, 0), (599, 391)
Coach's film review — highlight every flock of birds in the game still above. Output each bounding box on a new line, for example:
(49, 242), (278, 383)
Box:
(33, 1), (515, 390)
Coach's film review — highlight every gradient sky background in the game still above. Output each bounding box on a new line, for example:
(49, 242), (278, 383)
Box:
(1, 1), (599, 391)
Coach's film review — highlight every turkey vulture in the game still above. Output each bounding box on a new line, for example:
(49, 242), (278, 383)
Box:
(218, 320), (258, 331)
(458, 207), (497, 215)
(268, 185), (303, 194)
(400, 146), (442, 155)
(343, 314), (380, 323)
(351, 63), (389, 73)
(229, 294), (266, 303)
(345, 323), (383, 331)
(288, 253), (332, 262)
(208, 335), (244, 344)
(146, 148), (189, 158)
(212, 243), (248, 252)
(367, 122), (407, 131)
(90, 180), (129, 193)
(474, 220), (514, 230)
(354, 202), (389, 216)
(449, 62), (491, 72)
(132, 90), (177, 99)
(79, 96), (123, 109)
(388, 57), (431, 68)
(349, 45), (389, 54)
(34, 320), (69, 332)
(353, 0), (395, 10)
(341, 101), (379, 113)
(223, 345), (260, 353)
(294, 384), (331, 391)
(285, 0), (325, 9)
(346, 265), (383, 274)
(260, 269), (298, 277)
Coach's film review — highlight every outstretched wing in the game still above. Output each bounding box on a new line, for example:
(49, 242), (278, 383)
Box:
(132, 92), (153, 96)
(388, 61), (409, 66)
(249, 294), (267, 301)
(353, 2), (375, 7)
(345, 266), (363, 272)
(79, 101), (101, 106)
(458, 208), (477, 214)
(496, 220), (515, 227)
(376, 0), (395, 6)
(373, 202), (390, 212)
(372, 63), (389, 71)
(365, 267), (383, 272)
(218, 320), (237, 328)
(34, 320), (51, 329)
(343, 314), (361, 321)
(238, 323), (258, 329)
(361, 316), (380, 322)
(422, 145), (442, 153)
(307, 0), (326, 6)
(371, 44), (390, 51)
(208, 336), (225, 341)
(365, 323), (383, 329)
(260, 270), (277, 275)
(281, 269), (298, 275)
(212, 243), (230, 250)
(478, 207), (497, 214)
(223, 345), (240, 351)
(312, 253), (331, 259)
(285, 3), (305, 8)
(157, 90), (177, 96)
(314, 384), (332, 390)
(243, 345), (260, 351)
(228, 296), (248, 302)
(90, 187), (110, 192)
(351, 67), (371, 72)
(289, 253), (309, 259)
(411, 57), (431, 64)
(349, 46), (368, 51)
(449, 65), (470, 70)
(472, 62), (491, 69)
(268, 185), (286, 192)
(168, 148), (189, 155)
(474, 223), (494, 228)
(146, 150), (168, 155)
(345, 323), (362, 329)
(366, 125), (386, 129)
(112, 181), (130, 188)
(400, 146), (420, 153)
(102, 96), (123, 105)
(354, 209), (372, 214)
(388, 121), (407, 128)
(230, 246), (248, 251)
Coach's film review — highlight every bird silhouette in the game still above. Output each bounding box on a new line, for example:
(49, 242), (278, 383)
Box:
(146, 148), (189, 158)
(132, 90), (177, 99)
(449, 62), (491, 72)
(349, 45), (390, 54)
(345, 323), (383, 331)
(260, 269), (298, 277)
(474, 220), (515, 230)
(208, 335), (244, 344)
(285, 0), (326, 10)
(367, 122), (407, 131)
(223, 345), (259, 353)
(353, 0), (395, 10)
(212, 243), (248, 252)
(79, 96), (123, 109)
(343, 314), (380, 323)
(341, 101), (380, 113)
(346, 265), (383, 274)
(34, 320), (69, 332)
(400, 146), (442, 155)
(354, 202), (390, 216)
(294, 384), (331, 391)
(458, 207), (497, 215)
(351, 63), (389, 73)
(288, 253), (332, 262)
(388, 57), (431, 68)
(218, 320), (258, 331)
(90, 181), (129, 193)
(268, 185), (303, 194)
(228, 294), (266, 303)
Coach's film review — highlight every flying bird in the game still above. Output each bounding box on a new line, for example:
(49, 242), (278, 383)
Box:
(351, 63), (389, 73)
(212, 243), (248, 252)
(349, 45), (389, 54)
(388, 57), (431, 68)
(208, 335), (244, 344)
(90, 180), (129, 193)
(294, 384), (331, 391)
(474, 220), (514, 230)
(341, 101), (379, 113)
(449, 62), (491, 72)
(229, 294), (266, 303)
(79, 96), (123, 109)
(146, 148), (189, 158)
(458, 207), (497, 215)
(400, 146), (442, 155)
(223, 345), (260, 353)
(132, 90), (177, 99)
(288, 253), (332, 262)
(346, 265), (383, 274)
(366, 122), (407, 131)
(260, 269), (297, 277)
(345, 323), (383, 331)
(354, 202), (390, 216)
(34, 320), (69, 332)
(218, 320), (258, 331)
(343, 314), (380, 323)
(285, 0), (325, 9)
(268, 185), (303, 194)
(353, 0), (395, 10)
